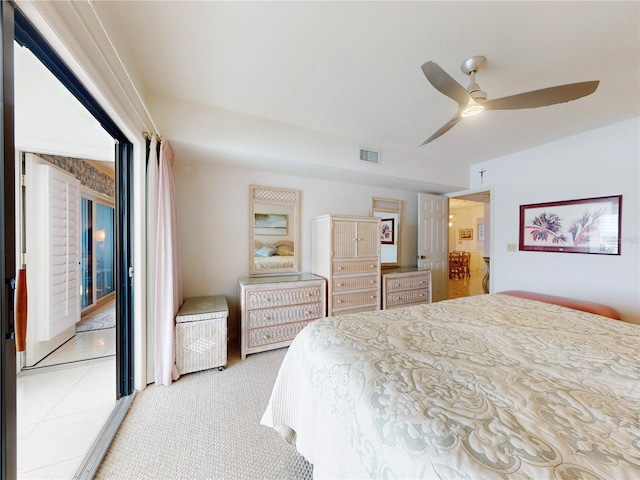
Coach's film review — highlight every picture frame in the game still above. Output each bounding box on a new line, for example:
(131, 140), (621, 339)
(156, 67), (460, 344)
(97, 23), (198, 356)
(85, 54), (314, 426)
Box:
(380, 218), (395, 245)
(519, 195), (621, 255)
(459, 228), (473, 240)
(254, 213), (288, 236)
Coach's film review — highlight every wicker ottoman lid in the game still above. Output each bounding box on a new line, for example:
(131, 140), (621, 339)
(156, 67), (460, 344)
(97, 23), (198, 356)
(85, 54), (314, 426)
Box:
(177, 296), (228, 323)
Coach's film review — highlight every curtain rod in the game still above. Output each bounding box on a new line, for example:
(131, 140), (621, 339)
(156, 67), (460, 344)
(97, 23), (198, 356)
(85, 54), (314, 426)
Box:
(143, 131), (162, 141)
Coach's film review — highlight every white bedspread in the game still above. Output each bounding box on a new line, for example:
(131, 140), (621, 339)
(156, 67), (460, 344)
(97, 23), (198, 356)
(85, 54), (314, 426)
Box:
(253, 255), (294, 270)
(261, 294), (640, 479)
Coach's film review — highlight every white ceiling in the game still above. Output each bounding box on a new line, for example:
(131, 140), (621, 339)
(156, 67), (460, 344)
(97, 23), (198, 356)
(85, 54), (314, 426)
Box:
(14, 42), (115, 166)
(91, 0), (639, 175)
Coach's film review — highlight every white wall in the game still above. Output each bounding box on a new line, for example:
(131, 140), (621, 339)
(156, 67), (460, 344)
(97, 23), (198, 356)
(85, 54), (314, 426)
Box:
(470, 118), (639, 323)
(174, 161), (420, 339)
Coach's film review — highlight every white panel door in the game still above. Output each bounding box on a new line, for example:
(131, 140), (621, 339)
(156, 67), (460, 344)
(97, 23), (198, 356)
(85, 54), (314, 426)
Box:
(417, 193), (449, 302)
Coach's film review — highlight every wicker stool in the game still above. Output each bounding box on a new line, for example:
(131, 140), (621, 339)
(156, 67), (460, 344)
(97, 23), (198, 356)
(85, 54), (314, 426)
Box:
(176, 296), (228, 374)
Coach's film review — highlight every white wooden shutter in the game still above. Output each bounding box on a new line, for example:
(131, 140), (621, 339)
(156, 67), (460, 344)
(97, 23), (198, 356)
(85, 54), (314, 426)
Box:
(38, 164), (80, 340)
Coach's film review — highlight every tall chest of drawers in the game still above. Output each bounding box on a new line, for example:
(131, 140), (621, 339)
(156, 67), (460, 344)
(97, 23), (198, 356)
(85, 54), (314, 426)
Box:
(312, 214), (381, 316)
(239, 274), (326, 359)
(381, 268), (432, 309)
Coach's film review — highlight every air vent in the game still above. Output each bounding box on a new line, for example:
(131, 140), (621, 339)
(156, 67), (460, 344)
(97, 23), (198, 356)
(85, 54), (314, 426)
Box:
(359, 148), (381, 165)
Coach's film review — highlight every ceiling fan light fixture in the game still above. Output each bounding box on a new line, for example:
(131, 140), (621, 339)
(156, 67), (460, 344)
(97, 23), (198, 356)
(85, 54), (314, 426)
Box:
(419, 55), (599, 145)
(461, 103), (484, 117)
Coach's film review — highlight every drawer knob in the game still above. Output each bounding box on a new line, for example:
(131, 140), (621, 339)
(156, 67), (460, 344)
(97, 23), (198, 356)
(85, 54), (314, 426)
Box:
(265, 316), (272, 320)
(307, 293), (313, 297)
(337, 283), (342, 287)
(370, 265), (375, 268)
(338, 266), (343, 270)
(337, 299), (343, 304)
(265, 333), (272, 339)
(370, 295), (376, 299)
(395, 283), (401, 287)
(370, 280), (375, 284)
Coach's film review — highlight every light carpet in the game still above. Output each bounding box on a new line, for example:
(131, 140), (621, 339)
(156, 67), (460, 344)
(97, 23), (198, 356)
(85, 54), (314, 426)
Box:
(95, 345), (313, 480)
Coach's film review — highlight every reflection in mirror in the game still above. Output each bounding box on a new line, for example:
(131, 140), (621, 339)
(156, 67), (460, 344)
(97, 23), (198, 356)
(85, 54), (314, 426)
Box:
(371, 197), (402, 268)
(250, 185), (300, 275)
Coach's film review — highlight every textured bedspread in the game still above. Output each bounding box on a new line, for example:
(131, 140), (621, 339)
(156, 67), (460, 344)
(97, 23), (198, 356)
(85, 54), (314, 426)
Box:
(261, 294), (640, 479)
(253, 255), (294, 270)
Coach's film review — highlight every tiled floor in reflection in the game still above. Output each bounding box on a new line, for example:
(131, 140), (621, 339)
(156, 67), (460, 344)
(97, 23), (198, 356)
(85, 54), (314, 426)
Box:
(449, 268), (486, 299)
(17, 302), (116, 479)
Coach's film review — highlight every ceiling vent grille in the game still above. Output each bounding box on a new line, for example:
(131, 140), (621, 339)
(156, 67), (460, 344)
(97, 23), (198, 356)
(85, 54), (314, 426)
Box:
(359, 148), (381, 165)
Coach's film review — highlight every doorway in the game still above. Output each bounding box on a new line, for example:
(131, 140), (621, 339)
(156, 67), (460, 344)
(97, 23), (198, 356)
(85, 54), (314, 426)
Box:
(448, 192), (490, 299)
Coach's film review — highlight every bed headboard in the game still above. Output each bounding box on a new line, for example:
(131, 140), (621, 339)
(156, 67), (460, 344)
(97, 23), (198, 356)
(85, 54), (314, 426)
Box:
(254, 240), (295, 256)
(498, 290), (621, 320)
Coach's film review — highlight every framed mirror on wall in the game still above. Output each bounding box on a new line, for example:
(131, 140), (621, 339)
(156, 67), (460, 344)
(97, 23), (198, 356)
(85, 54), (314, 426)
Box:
(250, 185), (301, 275)
(371, 197), (402, 268)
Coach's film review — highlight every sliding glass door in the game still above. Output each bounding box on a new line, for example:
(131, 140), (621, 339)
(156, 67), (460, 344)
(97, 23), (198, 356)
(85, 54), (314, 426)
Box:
(81, 197), (115, 310)
(1, 3), (17, 478)
(2, 5), (137, 476)
(96, 203), (115, 300)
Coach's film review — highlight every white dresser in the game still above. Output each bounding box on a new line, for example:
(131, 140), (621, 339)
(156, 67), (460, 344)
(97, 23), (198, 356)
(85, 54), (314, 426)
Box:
(381, 268), (432, 309)
(312, 214), (381, 316)
(238, 274), (326, 359)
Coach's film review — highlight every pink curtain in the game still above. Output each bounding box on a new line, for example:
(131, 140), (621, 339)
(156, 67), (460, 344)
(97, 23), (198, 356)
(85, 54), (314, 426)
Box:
(153, 139), (183, 385)
(146, 135), (159, 384)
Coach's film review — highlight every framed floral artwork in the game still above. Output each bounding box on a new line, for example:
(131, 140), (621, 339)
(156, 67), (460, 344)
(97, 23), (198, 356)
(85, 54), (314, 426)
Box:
(380, 218), (395, 245)
(519, 195), (621, 255)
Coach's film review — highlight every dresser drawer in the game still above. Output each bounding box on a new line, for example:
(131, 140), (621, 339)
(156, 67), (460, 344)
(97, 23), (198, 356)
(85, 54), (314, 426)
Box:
(248, 302), (323, 328)
(385, 288), (430, 308)
(246, 284), (324, 310)
(332, 275), (378, 292)
(333, 260), (379, 275)
(248, 320), (312, 348)
(385, 273), (430, 293)
(333, 304), (379, 316)
(333, 289), (379, 310)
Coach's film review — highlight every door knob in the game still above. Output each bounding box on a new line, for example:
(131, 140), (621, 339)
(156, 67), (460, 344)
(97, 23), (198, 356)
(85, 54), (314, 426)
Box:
(417, 255), (427, 259)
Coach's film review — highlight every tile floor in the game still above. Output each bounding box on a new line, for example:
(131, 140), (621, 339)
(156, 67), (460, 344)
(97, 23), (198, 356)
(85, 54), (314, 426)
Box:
(448, 268), (486, 299)
(17, 306), (116, 479)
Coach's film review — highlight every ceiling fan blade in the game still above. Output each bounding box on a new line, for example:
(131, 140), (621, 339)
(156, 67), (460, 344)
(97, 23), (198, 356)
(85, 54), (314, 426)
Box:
(482, 81), (599, 111)
(420, 113), (463, 146)
(421, 61), (472, 107)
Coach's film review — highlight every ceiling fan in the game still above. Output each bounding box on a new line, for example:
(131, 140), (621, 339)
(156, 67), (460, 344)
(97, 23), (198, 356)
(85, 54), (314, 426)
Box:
(420, 56), (599, 145)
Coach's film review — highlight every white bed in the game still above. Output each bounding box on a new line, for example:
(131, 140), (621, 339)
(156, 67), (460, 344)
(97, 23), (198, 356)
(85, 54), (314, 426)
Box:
(253, 240), (295, 270)
(261, 294), (639, 479)
(252, 255), (295, 270)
